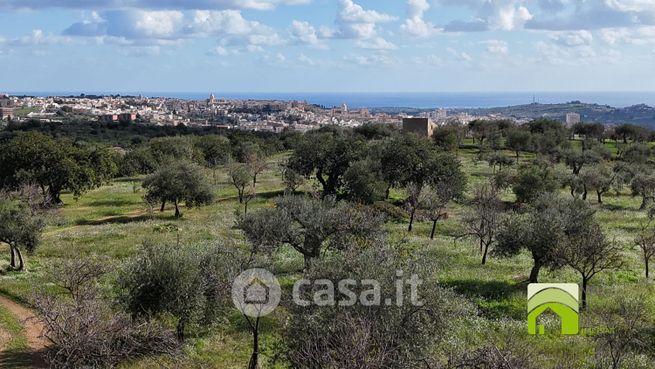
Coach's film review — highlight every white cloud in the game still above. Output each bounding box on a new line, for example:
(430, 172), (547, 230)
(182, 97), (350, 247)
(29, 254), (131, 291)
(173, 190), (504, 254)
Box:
(64, 9), (282, 51)
(494, 4), (532, 31)
(441, 0), (532, 32)
(289, 20), (327, 48)
(334, 0), (395, 39)
(135, 11), (185, 38)
(356, 37), (397, 50)
(483, 39), (508, 54)
(526, 0), (655, 30)
(601, 26), (655, 44)
(298, 53), (316, 65)
(0, 0), (310, 11)
(118, 45), (161, 57)
(343, 53), (395, 66)
(447, 47), (473, 62)
(605, 0), (655, 12)
(550, 30), (593, 47)
(401, 0), (438, 37)
(339, 0), (395, 24)
(6, 29), (71, 46)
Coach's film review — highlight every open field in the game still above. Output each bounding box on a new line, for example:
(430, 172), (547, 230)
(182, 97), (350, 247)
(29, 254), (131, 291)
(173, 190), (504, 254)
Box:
(1, 145), (655, 368)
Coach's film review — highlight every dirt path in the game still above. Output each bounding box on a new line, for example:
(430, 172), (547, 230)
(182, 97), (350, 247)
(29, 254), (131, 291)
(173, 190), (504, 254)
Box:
(0, 295), (48, 368)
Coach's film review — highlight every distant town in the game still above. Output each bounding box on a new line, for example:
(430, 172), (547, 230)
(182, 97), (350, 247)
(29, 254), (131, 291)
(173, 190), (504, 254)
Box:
(2, 92), (655, 134)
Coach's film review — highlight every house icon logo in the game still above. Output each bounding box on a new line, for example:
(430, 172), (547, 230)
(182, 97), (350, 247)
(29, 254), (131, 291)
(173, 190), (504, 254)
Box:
(527, 283), (579, 335)
(243, 278), (270, 305)
(232, 269), (281, 318)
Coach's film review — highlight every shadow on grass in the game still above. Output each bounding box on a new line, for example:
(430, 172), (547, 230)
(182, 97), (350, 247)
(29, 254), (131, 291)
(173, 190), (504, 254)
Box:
(217, 189), (285, 203)
(112, 177), (143, 183)
(600, 202), (639, 211)
(442, 278), (525, 300)
(87, 199), (140, 207)
(0, 348), (48, 369)
(75, 214), (153, 226)
(441, 279), (527, 319)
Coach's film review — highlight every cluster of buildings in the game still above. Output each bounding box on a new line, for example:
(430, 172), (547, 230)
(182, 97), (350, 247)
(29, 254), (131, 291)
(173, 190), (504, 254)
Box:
(0, 93), (404, 132)
(0, 92), (585, 135)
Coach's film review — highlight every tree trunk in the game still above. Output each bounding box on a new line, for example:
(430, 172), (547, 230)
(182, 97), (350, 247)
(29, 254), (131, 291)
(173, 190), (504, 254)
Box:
(516, 151), (520, 163)
(581, 276), (588, 310)
(174, 200), (180, 218)
(481, 244), (489, 265)
(430, 220), (437, 240)
(385, 184), (391, 200)
(640, 196), (648, 210)
(529, 261), (542, 283)
(160, 200), (166, 212)
(582, 184), (588, 201)
(247, 317), (261, 369)
(408, 208), (416, 232)
(9, 245), (16, 269)
(303, 254), (312, 272)
(597, 191), (603, 204)
(238, 189), (244, 204)
(244, 201), (249, 215)
(176, 317), (187, 341)
(316, 172), (328, 197)
(253, 174), (257, 187)
(15, 247), (24, 272)
(645, 256), (650, 278)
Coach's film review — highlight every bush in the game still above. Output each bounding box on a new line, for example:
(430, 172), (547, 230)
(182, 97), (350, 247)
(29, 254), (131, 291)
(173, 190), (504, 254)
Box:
(34, 256), (179, 369)
(372, 201), (408, 221)
(117, 241), (241, 340)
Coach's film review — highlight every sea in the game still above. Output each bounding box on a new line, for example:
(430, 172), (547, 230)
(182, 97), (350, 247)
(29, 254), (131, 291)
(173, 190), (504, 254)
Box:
(9, 91), (655, 109)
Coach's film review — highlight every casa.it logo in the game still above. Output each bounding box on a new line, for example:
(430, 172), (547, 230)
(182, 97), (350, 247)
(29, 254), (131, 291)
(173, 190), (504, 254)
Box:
(232, 268), (282, 318)
(527, 283), (579, 335)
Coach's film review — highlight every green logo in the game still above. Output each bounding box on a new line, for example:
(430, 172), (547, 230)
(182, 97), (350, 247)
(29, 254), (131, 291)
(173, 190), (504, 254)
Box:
(527, 283), (579, 335)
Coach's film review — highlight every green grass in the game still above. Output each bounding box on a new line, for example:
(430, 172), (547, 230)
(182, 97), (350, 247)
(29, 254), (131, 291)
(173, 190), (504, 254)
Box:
(2, 145), (655, 368)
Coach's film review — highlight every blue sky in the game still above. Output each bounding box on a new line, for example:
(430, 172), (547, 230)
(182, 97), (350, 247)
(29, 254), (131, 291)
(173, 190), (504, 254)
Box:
(0, 0), (654, 92)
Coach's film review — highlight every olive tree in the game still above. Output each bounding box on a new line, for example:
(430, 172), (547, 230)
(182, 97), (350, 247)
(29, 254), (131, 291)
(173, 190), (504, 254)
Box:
(512, 163), (559, 204)
(418, 176), (466, 240)
(237, 195), (384, 271)
(0, 132), (118, 204)
(342, 159), (387, 204)
(462, 183), (504, 265)
(558, 222), (623, 309)
(0, 197), (45, 271)
(142, 160), (214, 218)
(562, 149), (602, 175)
(405, 152), (466, 232)
(580, 164), (614, 203)
(593, 296), (651, 369)
(287, 129), (363, 196)
(284, 245), (472, 368)
(195, 135), (231, 183)
(378, 134), (434, 199)
(118, 242), (242, 340)
(228, 163), (253, 204)
(280, 164), (305, 195)
(243, 143), (267, 187)
(496, 195), (591, 283)
(505, 128), (532, 162)
(631, 173), (655, 210)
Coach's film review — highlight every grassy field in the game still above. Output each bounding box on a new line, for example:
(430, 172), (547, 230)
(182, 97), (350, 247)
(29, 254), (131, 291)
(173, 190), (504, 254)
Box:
(1, 147), (655, 368)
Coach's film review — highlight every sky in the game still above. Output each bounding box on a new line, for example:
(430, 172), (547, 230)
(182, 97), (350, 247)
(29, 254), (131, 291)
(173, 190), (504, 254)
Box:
(0, 0), (655, 92)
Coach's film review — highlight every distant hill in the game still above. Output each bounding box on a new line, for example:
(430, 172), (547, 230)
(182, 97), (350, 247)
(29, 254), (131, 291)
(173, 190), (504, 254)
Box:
(372, 102), (655, 128)
(456, 102), (655, 127)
